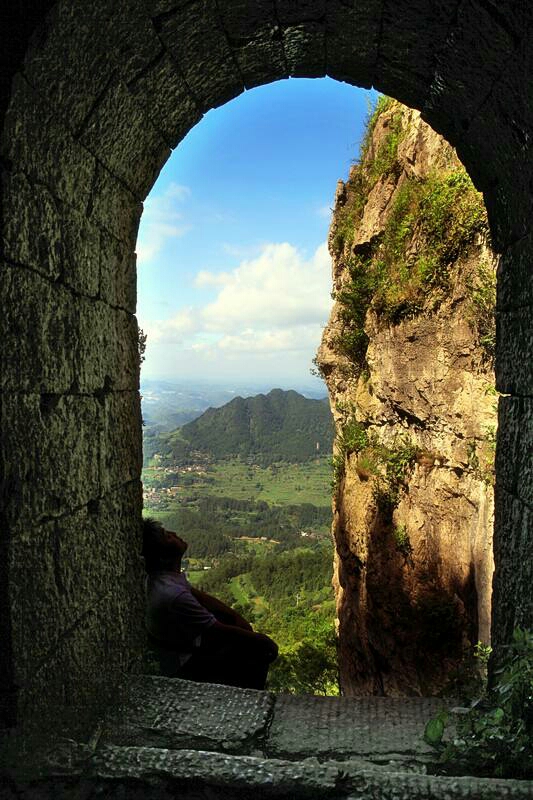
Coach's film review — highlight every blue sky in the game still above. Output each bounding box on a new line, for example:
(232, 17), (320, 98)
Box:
(137, 77), (375, 390)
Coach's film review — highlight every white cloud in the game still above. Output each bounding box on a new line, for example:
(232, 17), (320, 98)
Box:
(144, 308), (198, 344)
(200, 241), (332, 333)
(216, 325), (322, 354)
(194, 270), (232, 288)
(221, 242), (264, 259)
(165, 183), (191, 202)
(139, 241), (333, 378)
(136, 182), (191, 265)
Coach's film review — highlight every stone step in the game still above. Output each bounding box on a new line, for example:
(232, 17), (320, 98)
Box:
(3, 676), (532, 799)
(102, 676), (443, 766)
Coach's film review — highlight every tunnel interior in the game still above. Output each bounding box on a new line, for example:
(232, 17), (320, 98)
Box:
(0, 0), (532, 728)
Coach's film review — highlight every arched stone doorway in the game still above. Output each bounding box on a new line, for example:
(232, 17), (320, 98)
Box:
(1, 0), (531, 726)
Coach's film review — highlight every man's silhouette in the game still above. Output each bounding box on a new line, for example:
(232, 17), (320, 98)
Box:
(142, 518), (278, 689)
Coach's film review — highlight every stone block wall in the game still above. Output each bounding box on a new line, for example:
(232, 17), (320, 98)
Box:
(0, 10), (154, 722)
(493, 233), (533, 649)
(0, 0), (532, 726)
(0, 71), (147, 717)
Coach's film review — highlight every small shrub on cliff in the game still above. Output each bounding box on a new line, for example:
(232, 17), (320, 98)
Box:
(356, 451), (380, 480)
(393, 524), (413, 560)
(481, 425), (496, 486)
(333, 255), (377, 371)
(371, 436), (418, 521)
(331, 170), (368, 254)
(331, 418), (369, 490)
(340, 418), (368, 455)
(475, 640), (493, 669)
(419, 171), (485, 265)
(467, 259), (496, 365)
(310, 355), (326, 380)
(466, 431), (496, 486)
(367, 109), (405, 185)
(138, 327), (147, 365)
(467, 439), (479, 471)
(385, 437), (418, 483)
(359, 94), (397, 165)
(333, 96), (402, 255)
(424, 628), (533, 778)
(330, 453), (345, 490)
(373, 478), (399, 518)
(383, 180), (417, 257)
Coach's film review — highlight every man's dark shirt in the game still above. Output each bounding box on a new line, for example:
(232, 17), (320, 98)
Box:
(145, 570), (216, 665)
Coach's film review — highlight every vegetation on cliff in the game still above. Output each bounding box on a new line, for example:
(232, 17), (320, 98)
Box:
(316, 97), (497, 698)
(425, 628), (533, 778)
(331, 408), (418, 521)
(329, 97), (494, 375)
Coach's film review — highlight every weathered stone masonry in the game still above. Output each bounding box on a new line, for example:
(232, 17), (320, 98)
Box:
(0, 0), (532, 726)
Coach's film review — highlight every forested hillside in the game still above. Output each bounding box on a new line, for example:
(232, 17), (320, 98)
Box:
(156, 496), (331, 559)
(147, 388), (333, 466)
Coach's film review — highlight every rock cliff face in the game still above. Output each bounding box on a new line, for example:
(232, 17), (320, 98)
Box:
(316, 100), (497, 697)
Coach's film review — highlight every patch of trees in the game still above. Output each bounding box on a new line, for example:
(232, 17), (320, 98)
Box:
(142, 428), (163, 465)
(196, 554), (253, 605)
(266, 614), (338, 696)
(158, 508), (233, 559)
(157, 497), (331, 558)
(250, 547), (333, 600)
(196, 546), (333, 608)
(143, 471), (215, 490)
(197, 496), (331, 535)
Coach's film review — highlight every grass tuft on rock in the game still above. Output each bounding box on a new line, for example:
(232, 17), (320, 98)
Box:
(330, 96), (491, 374)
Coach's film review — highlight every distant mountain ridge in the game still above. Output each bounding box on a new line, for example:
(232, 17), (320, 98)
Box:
(141, 381), (244, 432)
(150, 388), (334, 466)
(140, 379), (328, 432)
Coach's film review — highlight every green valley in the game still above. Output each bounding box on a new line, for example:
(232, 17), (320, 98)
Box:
(142, 388), (338, 695)
(143, 458), (332, 508)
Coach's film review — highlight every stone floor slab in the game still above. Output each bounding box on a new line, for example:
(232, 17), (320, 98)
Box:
(3, 679), (532, 799)
(11, 743), (533, 800)
(89, 745), (533, 799)
(267, 695), (443, 763)
(101, 676), (274, 755)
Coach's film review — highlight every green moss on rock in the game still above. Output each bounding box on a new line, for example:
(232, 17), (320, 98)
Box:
(331, 98), (489, 372)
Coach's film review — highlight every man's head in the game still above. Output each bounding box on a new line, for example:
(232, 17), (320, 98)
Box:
(142, 518), (188, 573)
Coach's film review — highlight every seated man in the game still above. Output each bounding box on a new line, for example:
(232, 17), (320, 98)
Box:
(142, 518), (278, 690)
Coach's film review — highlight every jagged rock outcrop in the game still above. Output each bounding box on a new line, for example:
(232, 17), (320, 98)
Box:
(316, 100), (497, 697)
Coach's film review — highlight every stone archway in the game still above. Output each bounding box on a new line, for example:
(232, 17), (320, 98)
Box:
(1, 0), (531, 727)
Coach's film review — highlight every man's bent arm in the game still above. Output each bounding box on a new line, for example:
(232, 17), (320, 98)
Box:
(190, 587), (252, 630)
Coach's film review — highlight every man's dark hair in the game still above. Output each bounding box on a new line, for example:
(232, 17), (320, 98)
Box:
(142, 517), (183, 573)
